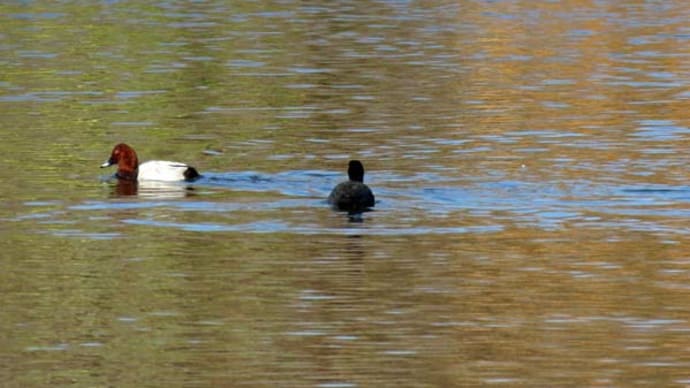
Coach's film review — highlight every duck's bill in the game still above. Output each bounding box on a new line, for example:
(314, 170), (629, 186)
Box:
(100, 160), (114, 168)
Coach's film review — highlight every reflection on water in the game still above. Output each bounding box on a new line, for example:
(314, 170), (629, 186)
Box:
(107, 178), (197, 199)
(71, 170), (690, 236)
(2, 0), (690, 386)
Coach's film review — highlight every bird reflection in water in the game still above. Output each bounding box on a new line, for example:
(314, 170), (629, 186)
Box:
(110, 179), (196, 199)
(346, 210), (370, 223)
(112, 179), (137, 196)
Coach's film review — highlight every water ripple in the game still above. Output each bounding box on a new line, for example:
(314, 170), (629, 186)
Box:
(15, 170), (690, 238)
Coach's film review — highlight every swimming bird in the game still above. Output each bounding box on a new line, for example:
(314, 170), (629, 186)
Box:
(101, 143), (200, 182)
(328, 160), (375, 211)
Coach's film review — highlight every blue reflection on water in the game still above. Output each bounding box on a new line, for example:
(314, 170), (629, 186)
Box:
(13, 169), (687, 238)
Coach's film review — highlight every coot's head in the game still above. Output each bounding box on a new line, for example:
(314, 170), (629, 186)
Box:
(347, 160), (365, 182)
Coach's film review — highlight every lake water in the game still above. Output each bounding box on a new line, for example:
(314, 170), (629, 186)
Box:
(2, 0), (690, 386)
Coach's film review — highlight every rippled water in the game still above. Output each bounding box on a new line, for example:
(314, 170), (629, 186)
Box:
(2, 0), (690, 386)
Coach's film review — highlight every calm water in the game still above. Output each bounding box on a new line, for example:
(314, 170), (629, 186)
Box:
(2, 0), (690, 386)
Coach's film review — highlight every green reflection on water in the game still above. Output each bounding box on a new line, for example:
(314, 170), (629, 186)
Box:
(2, 0), (690, 386)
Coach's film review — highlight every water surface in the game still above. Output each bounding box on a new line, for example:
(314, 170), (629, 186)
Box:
(2, 0), (690, 386)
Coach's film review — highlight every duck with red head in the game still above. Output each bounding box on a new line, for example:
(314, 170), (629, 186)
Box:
(101, 143), (200, 182)
(328, 160), (375, 212)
